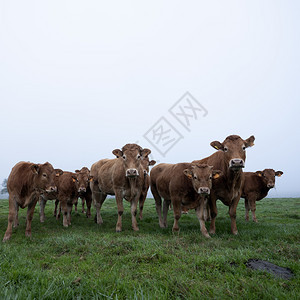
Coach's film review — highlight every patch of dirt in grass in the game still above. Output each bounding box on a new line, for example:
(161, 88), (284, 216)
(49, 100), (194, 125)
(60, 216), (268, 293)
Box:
(245, 259), (294, 280)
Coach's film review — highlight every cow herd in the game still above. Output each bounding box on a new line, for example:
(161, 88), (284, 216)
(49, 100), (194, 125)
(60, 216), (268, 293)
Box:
(2, 135), (283, 241)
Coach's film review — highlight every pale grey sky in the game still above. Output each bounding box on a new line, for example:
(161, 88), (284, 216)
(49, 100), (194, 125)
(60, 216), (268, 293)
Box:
(0, 1), (299, 197)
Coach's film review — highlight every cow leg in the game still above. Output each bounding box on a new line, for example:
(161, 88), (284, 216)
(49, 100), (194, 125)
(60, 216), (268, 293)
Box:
(74, 199), (78, 212)
(195, 198), (210, 238)
(25, 195), (39, 238)
(131, 196), (140, 231)
(249, 198), (258, 222)
(139, 192), (147, 220)
(94, 192), (106, 224)
(67, 204), (73, 226)
(229, 196), (241, 235)
(162, 199), (170, 228)
(39, 197), (46, 223)
(81, 198), (85, 214)
(115, 190), (124, 232)
(209, 195), (218, 234)
(14, 203), (20, 228)
(54, 200), (60, 218)
(60, 202), (69, 227)
(85, 195), (92, 218)
(245, 198), (250, 221)
(151, 184), (164, 228)
(3, 195), (18, 242)
(171, 198), (182, 232)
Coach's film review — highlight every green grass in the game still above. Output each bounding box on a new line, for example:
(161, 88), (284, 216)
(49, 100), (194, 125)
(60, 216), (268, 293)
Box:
(0, 198), (299, 299)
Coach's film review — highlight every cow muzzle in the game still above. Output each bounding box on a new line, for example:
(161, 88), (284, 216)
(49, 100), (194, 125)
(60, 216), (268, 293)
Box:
(126, 168), (139, 177)
(45, 186), (57, 193)
(198, 187), (210, 195)
(267, 183), (275, 188)
(78, 187), (87, 193)
(229, 159), (245, 169)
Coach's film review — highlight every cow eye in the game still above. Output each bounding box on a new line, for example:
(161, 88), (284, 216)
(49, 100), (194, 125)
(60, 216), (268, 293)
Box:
(137, 155), (141, 159)
(122, 155), (126, 160)
(242, 146), (246, 151)
(209, 176), (212, 180)
(42, 173), (47, 177)
(194, 176), (197, 179)
(224, 147), (228, 152)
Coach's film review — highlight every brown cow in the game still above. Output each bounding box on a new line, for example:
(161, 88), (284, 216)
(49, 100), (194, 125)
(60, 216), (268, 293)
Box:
(54, 171), (79, 227)
(3, 161), (63, 241)
(150, 163), (221, 237)
(90, 143), (151, 232)
(242, 169), (283, 222)
(138, 156), (156, 220)
(75, 167), (93, 218)
(193, 135), (255, 235)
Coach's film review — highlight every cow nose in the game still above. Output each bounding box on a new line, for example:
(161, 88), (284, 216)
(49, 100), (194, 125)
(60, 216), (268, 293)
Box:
(230, 159), (245, 168)
(126, 168), (138, 177)
(198, 187), (210, 195)
(46, 186), (57, 193)
(78, 187), (86, 193)
(267, 183), (274, 188)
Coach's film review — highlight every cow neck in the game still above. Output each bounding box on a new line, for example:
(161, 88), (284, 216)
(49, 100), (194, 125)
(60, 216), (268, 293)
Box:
(127, 176), (138, 200)
(223, 158), (243, 191)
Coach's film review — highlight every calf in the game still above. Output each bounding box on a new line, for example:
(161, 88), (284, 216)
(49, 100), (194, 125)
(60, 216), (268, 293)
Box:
(3, 161), (63, 241)
(138, 155), (156, 220)
(150, 163), (221, 238)
(193, 135), (255, 235)
(90, 143), (151, 232)
(75, 167), (93, 218)
(242, 169), (283, 222)
(54, 171), (79, 227)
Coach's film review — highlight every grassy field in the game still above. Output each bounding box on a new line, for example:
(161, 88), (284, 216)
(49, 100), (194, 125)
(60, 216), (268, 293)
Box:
(0, 197), (299, 299)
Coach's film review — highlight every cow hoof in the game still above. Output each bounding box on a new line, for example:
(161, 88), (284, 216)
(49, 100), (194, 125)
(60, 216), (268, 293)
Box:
(232, 231), (238, 235)
(133, 227), (139, 232)
(253, 220), (258, 223)
(209, 230), (216, 235)
(3, 235), (11, 242)
(116, 228), (122, 232)
(25, 231), (32, 238)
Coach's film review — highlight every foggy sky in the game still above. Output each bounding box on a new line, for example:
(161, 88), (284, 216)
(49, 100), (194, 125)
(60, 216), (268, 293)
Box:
(0, 1), (299, 197)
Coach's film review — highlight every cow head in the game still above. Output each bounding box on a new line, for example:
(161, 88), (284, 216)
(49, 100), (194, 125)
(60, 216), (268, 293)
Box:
(255, 169), (283, 189)
(112, 144), (151, 178)
(183, 164), (222, 195)
(31, 162), (63, 193)
(75, 167), (93, 194)
(210, 135), (255, 171)
(141, 155), (156, 177)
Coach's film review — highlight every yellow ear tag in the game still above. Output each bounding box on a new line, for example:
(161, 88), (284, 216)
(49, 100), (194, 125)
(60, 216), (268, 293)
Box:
(215, 146), (219, 150)
(89, 178), (93, 182)
(72, 178), (76, 183)
(56, 173), (60, 177)
(258, 173), (262, 177)
(213, 173), (220, 179)
(277, 174), (282, 177)
(187, 174), (192, 179)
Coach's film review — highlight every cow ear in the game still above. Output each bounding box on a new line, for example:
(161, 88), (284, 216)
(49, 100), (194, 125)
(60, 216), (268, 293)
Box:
(31, 164), (40, 174)
(210, 141), (224, 151)
(141, 148), (151, 157)
(275, 171), (283, 177)
(75, 170), (80, 173)
(149, 160), (156, 166)
(255, 171), (263, 177)
(112, 149), (123, 158)
(212, 170), (222, 179)
(244, 135), (255, 148)
(88, 175), (94, 182)
(183, 169), (193, 179)
(55, 169), (63, 176)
